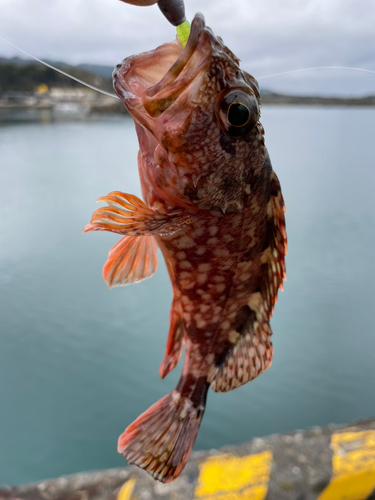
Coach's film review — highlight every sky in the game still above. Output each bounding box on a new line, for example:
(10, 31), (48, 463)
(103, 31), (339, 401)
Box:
(1, 0), (375, 96)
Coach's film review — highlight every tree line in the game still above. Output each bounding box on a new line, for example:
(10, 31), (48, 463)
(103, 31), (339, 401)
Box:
(0, 63), (111, 94)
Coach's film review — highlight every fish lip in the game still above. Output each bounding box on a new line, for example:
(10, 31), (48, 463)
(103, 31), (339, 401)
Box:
(112, 13), (208, 122)
(141, 13), (206, 117)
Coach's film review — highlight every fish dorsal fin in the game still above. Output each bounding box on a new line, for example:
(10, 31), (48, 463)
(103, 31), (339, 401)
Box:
(103, 235), (158, 288)
(209, 303), (274, 393)
(209, 171), (286, 393)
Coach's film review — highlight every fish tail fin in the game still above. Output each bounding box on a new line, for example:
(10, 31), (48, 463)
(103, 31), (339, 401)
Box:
(118, 389), (206, 483)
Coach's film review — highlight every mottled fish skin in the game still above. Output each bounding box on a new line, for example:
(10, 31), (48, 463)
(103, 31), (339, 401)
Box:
(85, 12), (286, 483)
(157, 154), (286, 393)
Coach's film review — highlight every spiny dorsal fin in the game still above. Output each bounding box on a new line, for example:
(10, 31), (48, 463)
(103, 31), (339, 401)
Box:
(210, 171), (286, 393)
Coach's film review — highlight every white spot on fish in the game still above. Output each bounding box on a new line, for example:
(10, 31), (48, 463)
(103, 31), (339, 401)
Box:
(171, 390), (181, 402)
(240, 273), (251, 282)
(206, 353), (215, 364)
(209, 226), (218, 236)
(192, 227), (205, 238)
(214, 248), (230, 257)
(180, 260), (193, 270)
(229, 330), (240, 343)
(196, 247), (207, 255)
(213, 275), (225, 282)
(181, 280), (194, 290)
(258, 344), (266, 355)
(197, 273), (208, 283)
(198, 263), (211, 272)
(176, 236), (195, 249)
(200, 304), (210, 313)
(248, 292), (262, 311)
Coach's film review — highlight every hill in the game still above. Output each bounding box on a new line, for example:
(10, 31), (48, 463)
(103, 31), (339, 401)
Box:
(0, 57), (113, 95)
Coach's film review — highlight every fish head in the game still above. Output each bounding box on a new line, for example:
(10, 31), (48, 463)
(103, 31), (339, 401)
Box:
(114, 13), (263, 212)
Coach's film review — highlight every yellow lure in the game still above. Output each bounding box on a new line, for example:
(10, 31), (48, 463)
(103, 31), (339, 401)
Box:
(176, 20), (191, 47)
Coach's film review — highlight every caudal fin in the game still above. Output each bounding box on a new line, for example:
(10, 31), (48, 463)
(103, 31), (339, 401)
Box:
(118, 390), (205, 483)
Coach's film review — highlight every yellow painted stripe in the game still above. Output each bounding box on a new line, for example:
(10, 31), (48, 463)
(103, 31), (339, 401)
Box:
(117, 477), (136, 500)
(194, 451), (272, 500)
(318, 429), (375, 500)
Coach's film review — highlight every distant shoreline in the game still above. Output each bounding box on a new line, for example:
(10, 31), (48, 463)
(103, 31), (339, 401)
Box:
(261, 93), (375, 106)
(1, 93), (375, 114)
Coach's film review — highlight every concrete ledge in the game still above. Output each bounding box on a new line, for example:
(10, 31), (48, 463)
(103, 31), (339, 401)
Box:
(2, 419), (375, 500)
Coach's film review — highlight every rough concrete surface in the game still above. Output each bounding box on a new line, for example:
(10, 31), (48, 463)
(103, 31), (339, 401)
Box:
(1, 419), (375, 500)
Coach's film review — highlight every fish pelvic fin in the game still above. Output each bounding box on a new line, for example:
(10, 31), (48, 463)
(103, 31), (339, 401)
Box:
(159, 303), (184, 379)
(118, 389), (206, 483)
(83, 191), (194, 236)
(102, 235), (158, 288)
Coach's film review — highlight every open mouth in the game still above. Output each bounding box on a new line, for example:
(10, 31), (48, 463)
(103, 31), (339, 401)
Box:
(113, 13), (210, 120)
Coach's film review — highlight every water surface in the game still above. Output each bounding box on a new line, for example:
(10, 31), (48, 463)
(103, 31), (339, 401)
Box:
(0, 107), (374, 485)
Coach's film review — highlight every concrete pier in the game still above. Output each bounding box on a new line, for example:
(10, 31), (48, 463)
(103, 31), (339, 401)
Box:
(1, 419), (375, 500)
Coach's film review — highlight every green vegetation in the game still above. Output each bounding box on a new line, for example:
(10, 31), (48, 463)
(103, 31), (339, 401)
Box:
(0, 62), (112, 95)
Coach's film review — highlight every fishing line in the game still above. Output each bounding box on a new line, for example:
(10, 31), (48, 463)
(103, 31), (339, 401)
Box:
(1, 33), (375, 99)
(258, 66), (375, 80)
(0, 34), (120, 99)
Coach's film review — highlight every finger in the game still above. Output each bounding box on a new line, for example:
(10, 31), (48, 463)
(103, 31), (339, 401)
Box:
(119, 0), (158, 5)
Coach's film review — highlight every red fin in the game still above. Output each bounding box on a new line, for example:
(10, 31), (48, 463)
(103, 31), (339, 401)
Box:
(209, 319), (273, 393)
(102, 235), (158, 288)
(159, 304), (184, 379)
(83, 191), (193, 236)
(118, 390), (204, 483)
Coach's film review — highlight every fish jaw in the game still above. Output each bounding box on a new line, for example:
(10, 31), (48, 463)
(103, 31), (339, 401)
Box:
(113, 13), (210, 139)
(114, 14), (265, 214)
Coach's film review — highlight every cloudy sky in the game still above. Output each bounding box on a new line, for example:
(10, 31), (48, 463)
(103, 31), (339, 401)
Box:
(1, 0), (375, 96)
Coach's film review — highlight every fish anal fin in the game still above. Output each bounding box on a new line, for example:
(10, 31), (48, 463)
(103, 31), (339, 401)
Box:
(159, 305), (184, 379)
(118, 389), (205, 483)
(83, 191), (193, 236)
(209, 317), (273, 393)
(103, 235), (158, 288)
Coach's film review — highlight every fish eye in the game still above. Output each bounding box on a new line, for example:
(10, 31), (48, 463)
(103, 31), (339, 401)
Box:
(215, 89), (259, 138)
(227, 102), (250, 127)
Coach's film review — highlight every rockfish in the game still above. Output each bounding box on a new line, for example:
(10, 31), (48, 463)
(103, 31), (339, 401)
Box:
(84, 13), (287, 483)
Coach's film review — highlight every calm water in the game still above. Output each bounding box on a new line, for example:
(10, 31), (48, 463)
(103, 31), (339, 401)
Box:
(0, 107), (374, 486)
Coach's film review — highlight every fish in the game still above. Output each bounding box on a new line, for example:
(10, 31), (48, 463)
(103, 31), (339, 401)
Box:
(84, 13), (287, 483)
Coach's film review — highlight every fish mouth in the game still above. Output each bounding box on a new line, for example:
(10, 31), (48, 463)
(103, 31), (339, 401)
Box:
(113, 13), (210, 124)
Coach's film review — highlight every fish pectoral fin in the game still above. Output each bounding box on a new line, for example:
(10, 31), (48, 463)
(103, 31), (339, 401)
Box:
(209, 321), (273, 393)
(102, 235), (158, 288)
(159, 305), (184, 379)
(83, 191), (193, 236)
